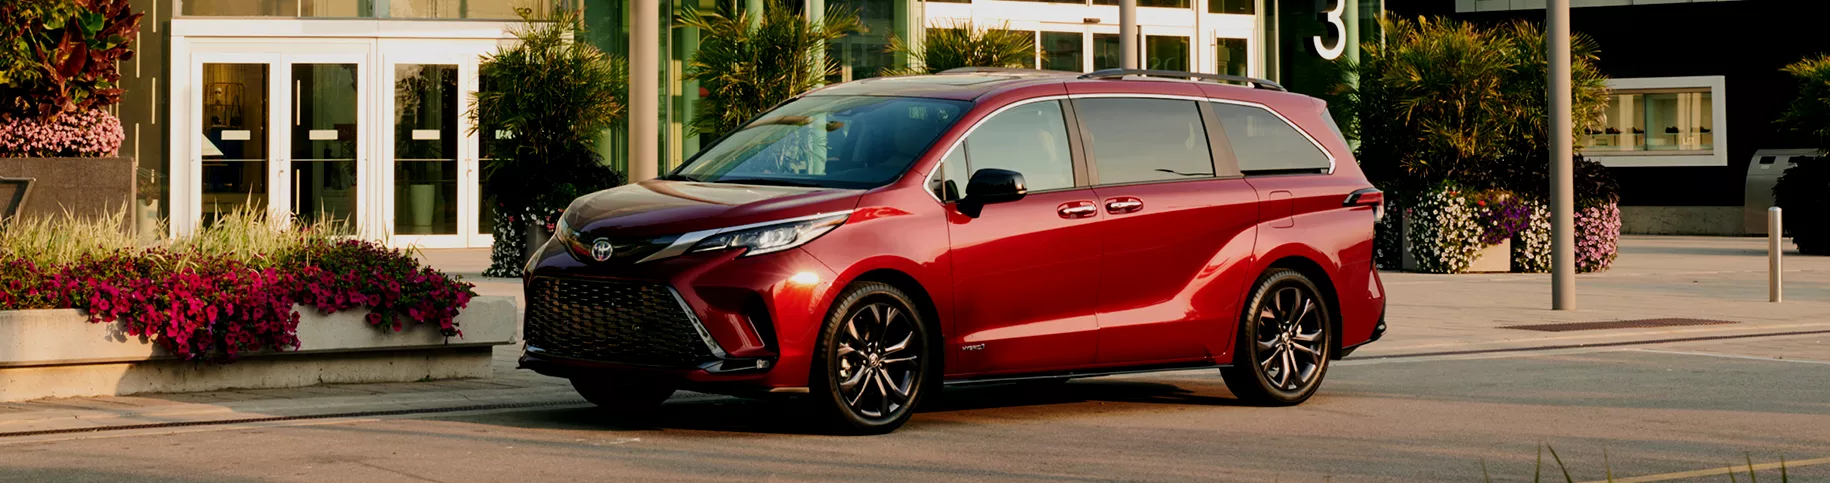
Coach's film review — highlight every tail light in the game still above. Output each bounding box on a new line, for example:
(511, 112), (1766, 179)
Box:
(1345, 188), (1384, 222)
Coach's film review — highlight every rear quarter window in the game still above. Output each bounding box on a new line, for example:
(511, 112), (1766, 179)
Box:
(1209, 102), (1332, 174)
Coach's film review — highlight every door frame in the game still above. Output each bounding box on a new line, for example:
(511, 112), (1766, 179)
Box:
(376, 39), (490, 249)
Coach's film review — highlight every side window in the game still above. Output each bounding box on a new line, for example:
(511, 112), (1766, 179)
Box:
(1209, 102), (1332, 173)
(961, 100), (1076, 192)
(1075, 98), (1215, 184)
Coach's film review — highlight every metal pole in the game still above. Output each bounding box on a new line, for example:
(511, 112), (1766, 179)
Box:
(1771, 207), (1783, 302)
(628, 0), (660, 183)
(1120, 0), (1138, 70)
(1548, 0), (1575, 310)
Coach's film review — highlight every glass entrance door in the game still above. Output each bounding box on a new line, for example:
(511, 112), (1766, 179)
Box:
(288, 56), (365, 231)
(380, 40), (487, 248)
(196, 59), (277, 225)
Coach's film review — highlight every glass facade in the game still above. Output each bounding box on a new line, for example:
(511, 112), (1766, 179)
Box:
(181, 0), (555, 18)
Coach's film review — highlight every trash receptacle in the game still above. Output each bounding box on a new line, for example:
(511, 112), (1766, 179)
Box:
(1745, 149), (1824, 235)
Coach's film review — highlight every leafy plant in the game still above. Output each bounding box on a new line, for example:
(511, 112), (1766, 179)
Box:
(470, 10), (628, 276)
(678, 0), (862, 138)
(882, 20), (1038, 76)
(1778, 54), (1830, 150)
(1775, 53), (1830, 255)
(1773, 161), (1829, 255)
(0, 0), (142, 118)
(1341, 16), (1609, 196)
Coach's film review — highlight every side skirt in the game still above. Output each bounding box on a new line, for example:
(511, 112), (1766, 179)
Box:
(943, 360), (1229, 387)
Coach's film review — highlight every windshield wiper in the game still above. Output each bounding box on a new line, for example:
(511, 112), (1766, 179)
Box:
(659, 173), (700, 182)
(712, 177), (825, 188)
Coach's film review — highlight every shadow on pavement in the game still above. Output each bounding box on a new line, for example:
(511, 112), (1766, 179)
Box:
(436, 378), (1246, 436)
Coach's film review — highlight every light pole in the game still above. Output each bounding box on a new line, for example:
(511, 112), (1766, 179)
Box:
(1120, 0), (1138, 70)
(629, 0), (659, 183)
(1549, 0), (1575, 310)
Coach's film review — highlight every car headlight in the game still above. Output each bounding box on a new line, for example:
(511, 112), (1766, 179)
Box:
(688, 213), (849, 257)
(554, 216), (589, 253)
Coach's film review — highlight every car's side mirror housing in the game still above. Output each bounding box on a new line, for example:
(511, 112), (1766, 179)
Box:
(958, 168), (1027, 218)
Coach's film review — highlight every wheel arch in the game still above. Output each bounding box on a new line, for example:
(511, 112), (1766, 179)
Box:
(847, 268), (946, 371)
(1260, 255), (1344, 360)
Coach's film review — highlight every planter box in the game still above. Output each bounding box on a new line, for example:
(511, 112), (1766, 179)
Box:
(0, 296), (516, 402)
(0, 156), (136, 230)
(1400, 212), (1514, 273)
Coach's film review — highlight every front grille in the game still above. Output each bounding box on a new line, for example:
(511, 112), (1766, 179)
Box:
(524, 277), (715, 367)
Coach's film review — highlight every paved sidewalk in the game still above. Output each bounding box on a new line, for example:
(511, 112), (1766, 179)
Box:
(1, 236), (1823, 439)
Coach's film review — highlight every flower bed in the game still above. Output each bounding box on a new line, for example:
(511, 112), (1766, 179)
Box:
(1381, 186), (1617, 274)
(1, 212), (477, 363)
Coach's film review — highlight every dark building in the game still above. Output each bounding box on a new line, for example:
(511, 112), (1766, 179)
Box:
(1385, 0), (1827, 235)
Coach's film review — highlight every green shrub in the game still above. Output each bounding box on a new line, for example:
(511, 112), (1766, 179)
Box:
(883, 20), (1038, 76)
(471, 10), (628, 277)
(1776, 54), (1830, 255)
(678, 1), (862, 138)
(1342, 16), (1610, 196)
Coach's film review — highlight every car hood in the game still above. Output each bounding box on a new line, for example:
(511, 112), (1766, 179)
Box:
(562, 179), (863, 238)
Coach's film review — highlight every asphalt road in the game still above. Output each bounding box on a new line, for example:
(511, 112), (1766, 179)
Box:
(3, 335), (1827, 483)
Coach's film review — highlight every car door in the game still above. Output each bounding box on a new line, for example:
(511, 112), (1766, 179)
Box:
(1073, 96), (1262, 365)
(938, 98), (1103, 375)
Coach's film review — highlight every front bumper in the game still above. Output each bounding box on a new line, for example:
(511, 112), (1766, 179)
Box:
(519, 237), (839, 390)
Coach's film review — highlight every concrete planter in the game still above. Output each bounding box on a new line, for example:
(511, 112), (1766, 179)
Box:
(0, 296), (517, 402)
(0, 156), (136, 229)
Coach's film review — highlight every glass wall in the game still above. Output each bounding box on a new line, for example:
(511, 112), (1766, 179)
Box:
(181, 0), (555, 18)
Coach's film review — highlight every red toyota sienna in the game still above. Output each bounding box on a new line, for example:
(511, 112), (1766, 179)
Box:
(521, 68), (1387, 434)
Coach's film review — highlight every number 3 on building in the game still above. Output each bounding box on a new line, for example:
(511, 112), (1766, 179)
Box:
(1313, 0), (1346, 60)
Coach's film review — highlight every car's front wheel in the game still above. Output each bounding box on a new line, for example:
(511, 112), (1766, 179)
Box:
(1221, 269), (1333, 406)
(810, 282), (935, 434)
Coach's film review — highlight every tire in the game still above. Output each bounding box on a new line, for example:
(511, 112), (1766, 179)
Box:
(570, 378), (674, 415)
(809, 282), (936, 434)
(1221, 269), (1333, 406)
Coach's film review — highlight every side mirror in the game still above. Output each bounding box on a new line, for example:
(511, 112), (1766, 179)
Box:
(958, 168), (1026, 218)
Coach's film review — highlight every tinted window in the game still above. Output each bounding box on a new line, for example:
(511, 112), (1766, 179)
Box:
(673, 96), (968, 189)
(955, 100), (1076, 193)
(1210, 102), (1331, 173)
(1076, 98), (1215, 184)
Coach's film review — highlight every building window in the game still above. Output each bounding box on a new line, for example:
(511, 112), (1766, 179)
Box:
(1145, 35), (1188, 71)
(1584, 89), (1715, 153)
(180, 0), (552, 19)
(1210, 0), (1254, 14)
(1041, 31), (1085, 72)
(1217, 37), (1247, 76)
(1093, 33), (1123, 71)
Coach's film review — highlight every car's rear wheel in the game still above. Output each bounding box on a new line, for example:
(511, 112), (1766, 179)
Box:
(570, 378), (674, 416)
(811, 282), (934, 434)
(1221, 269), (1333, 406)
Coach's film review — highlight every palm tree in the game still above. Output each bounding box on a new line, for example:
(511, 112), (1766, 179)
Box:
(883, 20), (1039, 76)
(678, 1), (862, 139)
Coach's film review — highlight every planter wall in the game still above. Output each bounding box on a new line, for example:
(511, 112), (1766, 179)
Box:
(0, 296), (516, 402)
(0, 156), (136, 230)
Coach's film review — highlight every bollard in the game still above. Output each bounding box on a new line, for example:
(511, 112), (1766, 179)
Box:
(1770, 207), (1782, 303)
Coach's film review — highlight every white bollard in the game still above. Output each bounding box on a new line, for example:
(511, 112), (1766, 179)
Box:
(1770, 207), (1783, 303)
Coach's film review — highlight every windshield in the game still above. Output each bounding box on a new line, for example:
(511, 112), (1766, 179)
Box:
(671, 95), (970, 189)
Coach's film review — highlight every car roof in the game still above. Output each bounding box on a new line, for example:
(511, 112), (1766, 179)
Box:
(805, 69), (1315, 107)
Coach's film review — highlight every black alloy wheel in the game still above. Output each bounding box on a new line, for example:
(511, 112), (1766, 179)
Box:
(812, 282), (933, 434)
(1222, 269), (1333, 406)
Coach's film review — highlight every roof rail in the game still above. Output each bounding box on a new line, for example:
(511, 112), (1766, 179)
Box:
(937, 66), (1070, 75)
(1077, 68), (1287, 92)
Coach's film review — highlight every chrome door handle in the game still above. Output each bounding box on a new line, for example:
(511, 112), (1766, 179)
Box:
(1105, 198), (1143, 213)
(1057, 202), (1098, 218)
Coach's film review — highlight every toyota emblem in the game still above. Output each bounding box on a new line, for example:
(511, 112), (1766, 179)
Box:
(590, 238), (615, 262)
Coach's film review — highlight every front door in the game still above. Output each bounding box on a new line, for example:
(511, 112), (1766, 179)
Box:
(940, 99), (1102, 375)
(379, 40), (489, 248)
(184, 39), (494, 248)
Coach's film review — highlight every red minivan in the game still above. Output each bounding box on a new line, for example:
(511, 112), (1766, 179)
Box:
(521, 69), (1387, 433)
